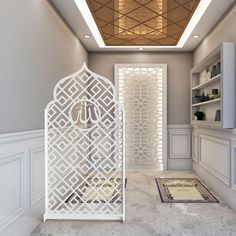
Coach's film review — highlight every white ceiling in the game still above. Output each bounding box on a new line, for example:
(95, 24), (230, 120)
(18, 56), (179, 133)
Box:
(51, 0), (234, 52)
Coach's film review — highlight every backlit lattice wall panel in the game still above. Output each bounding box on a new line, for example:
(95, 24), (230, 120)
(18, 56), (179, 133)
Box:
(118, 66), (164, 168)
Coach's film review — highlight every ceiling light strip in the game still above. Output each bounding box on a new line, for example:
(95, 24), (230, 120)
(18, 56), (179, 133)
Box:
(74, 0), (105, 47)
(177, 0), (212, 47)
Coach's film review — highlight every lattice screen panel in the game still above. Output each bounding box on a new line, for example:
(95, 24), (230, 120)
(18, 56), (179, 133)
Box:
(45, 64), (125, 221)
(86, 0), (200, 46)
(118, 66), (164, 166)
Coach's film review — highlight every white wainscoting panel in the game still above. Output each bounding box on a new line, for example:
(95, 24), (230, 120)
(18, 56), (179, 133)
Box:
(168, 125), (191, 159)
(0, 130), (44, 236)
(199, 134), (230, 185)
(30, 146), (45, 207)
(168, 124), (192, 170)
(0, 151), (25, 232)
(192, 132), (198, 163)
(231, 141), (236, 191)
(192, 126), (236, 211)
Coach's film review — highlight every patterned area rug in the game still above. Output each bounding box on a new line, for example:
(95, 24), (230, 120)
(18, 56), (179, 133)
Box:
(155, 178), (219, 203)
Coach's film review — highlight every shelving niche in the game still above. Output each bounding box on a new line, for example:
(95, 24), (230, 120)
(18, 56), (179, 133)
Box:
(190, 42), (236, 128)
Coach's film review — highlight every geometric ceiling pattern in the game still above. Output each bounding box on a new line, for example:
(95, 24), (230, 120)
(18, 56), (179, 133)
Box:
(86, 0), (200, 46)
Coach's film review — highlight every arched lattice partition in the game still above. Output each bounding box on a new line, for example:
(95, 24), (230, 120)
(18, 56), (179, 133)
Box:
(44, 64), (125, 221)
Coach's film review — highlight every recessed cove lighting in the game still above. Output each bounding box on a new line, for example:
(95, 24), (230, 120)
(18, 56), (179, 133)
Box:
(83, 34), (91, 38)
(74, 0), (212, 49)
(192, 34), (200, 39)
(139, 48), (144, 51)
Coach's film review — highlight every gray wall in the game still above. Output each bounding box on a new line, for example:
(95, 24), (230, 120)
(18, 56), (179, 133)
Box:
(194, 4), (236, 65)
(88, 52), (192, 124)
(0, 0), (88, 134)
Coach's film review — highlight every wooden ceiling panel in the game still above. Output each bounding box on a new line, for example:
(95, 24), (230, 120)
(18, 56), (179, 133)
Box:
(86, 0), (200, 46)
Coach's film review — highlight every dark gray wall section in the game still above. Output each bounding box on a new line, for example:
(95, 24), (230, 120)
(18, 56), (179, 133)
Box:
(88, 52), (193, 124)
(0, 0), (88, 134)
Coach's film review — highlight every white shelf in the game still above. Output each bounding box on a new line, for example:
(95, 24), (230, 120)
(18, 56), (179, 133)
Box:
(190, 42), (235, 128)
(192, 74), (221, 90)
(191, 120), (221, 128)
(192, 98), (221, 107)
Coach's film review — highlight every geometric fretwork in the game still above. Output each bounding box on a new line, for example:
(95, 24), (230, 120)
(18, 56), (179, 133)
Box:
(45, 64), (125, 221)
(118, 66), (163, 167)
(86, 0), (200, 46)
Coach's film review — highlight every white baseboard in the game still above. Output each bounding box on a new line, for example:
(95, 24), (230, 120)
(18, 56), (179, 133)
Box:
(0, 130), (44, 236)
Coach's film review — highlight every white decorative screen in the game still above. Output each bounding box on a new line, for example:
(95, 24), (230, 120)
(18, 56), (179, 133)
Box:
(45, 64), (125, 221)
(117, 66), (164, 168)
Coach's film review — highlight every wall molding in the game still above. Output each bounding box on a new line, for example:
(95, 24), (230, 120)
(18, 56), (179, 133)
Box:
(0, 151), (25, 232)
(167, 124), (192, 170)
(192, 131), (198, 163)
(168, 124), (191, 159)
(0, 129), (44, 145)
(192, 126), (236, 211)
(0, 129), (44, 235)
(198, 133), (230, 186)
(169, 132), (191, 159)
(30, 145), (45, 207)
(231, 141), (236, 191)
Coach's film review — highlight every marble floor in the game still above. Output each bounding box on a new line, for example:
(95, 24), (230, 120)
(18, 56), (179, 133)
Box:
(31, 171), (236, 236)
